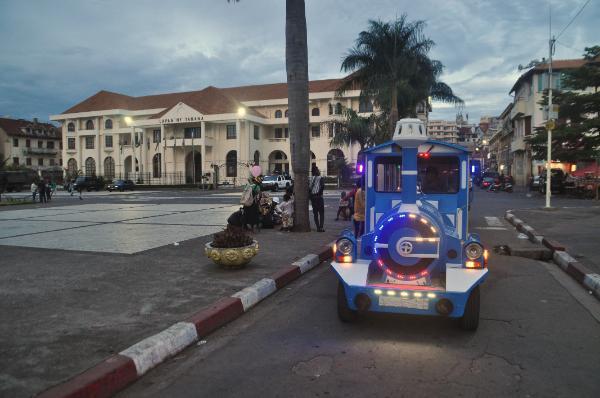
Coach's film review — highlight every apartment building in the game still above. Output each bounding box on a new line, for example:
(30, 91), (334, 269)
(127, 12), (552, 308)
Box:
(426, 120), (459, 144)
(0, 117), (63, 180)
(50, 78), (385, 185)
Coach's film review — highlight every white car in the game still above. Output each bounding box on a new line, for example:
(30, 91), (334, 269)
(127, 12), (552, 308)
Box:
(261, 175), (292, 191)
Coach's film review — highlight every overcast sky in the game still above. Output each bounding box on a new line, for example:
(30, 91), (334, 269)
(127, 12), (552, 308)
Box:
(0, 0), (598, 124)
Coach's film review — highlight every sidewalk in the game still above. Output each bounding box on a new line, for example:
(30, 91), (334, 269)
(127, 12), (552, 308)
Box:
(0, 204), (348, 397)
(511, 206), (600, 274)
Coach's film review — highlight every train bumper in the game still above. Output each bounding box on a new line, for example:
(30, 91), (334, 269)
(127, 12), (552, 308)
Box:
(332, 260), (488, 318)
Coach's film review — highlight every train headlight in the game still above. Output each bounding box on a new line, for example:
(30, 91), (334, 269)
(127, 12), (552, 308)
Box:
(465, 242), (484, 260)
(337, 238), (354, 255)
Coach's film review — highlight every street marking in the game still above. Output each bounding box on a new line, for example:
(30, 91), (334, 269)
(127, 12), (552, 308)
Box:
(485, 216), (504, 227)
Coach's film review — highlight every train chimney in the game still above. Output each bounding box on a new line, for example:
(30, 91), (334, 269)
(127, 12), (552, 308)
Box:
(392, 119), (427, 205)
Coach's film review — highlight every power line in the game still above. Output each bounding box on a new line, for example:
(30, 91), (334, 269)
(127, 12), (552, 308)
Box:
(556, 0), (592, 39)
(556, 40), (584, 54)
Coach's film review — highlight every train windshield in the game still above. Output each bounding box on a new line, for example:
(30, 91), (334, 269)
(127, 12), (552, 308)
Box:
(418, 156), (460, 194)
(374, 156), (461, 194)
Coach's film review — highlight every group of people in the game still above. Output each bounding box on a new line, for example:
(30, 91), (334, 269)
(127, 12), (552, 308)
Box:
(334, 179), (365, 237)
(30, 180), (56, 203)
(234, 164), (366, 237)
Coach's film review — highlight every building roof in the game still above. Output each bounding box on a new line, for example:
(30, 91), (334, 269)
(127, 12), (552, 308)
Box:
(509, 58), (590, 94)
(0, 117), (61, 139)
(61, 78), (345, 116)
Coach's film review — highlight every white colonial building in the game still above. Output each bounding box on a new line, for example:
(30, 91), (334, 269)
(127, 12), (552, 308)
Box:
(50, 78), (379, 185)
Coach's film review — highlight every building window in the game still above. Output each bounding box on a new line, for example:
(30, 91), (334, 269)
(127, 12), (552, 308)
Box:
(105, 119), (113, 129)
(85, 157), (96, 176)
(226, 150), (237, 177)
(275, 128), (283, 138)
(25, 139), (30, 148)
(253, 150), (260, 165)
(152, 153), (161, 178)
(67, 158), (77, 176)
(328, 104), (333, 115)
(226, 124), (236, 139)
(85, 120), (94, 130)
(284, 109), (289, 118)
(59, 141), (63, 150)
(13, 157), (19, 165)
(311, 125), (320, 138)
(47, 141), (54, 149)
(104, 157), (115, 179)
(153, 129), (161, 143)
(68, 138), (76, 150)
(59, 158), (63, 166)
(311, 107), (320, 117)
(274, 110), (282, 118)
(285, 128), (289, 138)
(254, 125), (260, 140)
(26, 158), (31, 166)
(85, 136), (94, 149)
(13, 138), (18, 147)
(335, 102), (342, 114)
(67, 122), (75, 132)
(184, 127), (201, 139)
(50, 158), (55, 166)
(38, 158), (44, 166)
(37, 140), (43, 148)
(359, 97), (373, 113)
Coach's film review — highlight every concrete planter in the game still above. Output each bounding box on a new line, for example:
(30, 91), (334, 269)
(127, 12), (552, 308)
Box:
(205, 240), (259, 269)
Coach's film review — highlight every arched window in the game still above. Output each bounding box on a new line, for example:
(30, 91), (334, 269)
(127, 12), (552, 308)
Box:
(274, 110), (282, 119)
(311, 151), (317, 170)
(226, 151), (237, 177)
(284, 109), (288, 118)
(85, 120), (94, 130)
(85, 157), (96, 176)
(327, 149), (345, 176)
(104, 119), (113, 129)
(359, 97), (373, 113)
(335, 102), (342, 115)
(67, 158), (77, 176)
(311, 107), (320, 117)
(328, 104), (333, 115)
(67, 122), (75, 132)
(152, 153), (161, 178)
(104, 157), (115, 179)
(253, 150), (260, 166)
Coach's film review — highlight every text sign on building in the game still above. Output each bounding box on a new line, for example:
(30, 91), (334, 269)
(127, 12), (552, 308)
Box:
(160, 116), (204, 125)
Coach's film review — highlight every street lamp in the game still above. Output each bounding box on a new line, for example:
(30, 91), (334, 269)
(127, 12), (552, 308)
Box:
(237, 107), (246, 117)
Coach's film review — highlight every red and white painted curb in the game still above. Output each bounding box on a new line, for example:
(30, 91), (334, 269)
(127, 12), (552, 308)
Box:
(37, 243), (333, 398)
(505, 210), (600, 299)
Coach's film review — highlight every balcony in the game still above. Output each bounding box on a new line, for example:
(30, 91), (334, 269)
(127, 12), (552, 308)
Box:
(268, 137), (288, 142)
(22, 147), (59, 156)
(165, 137), (202, 148)
(510, 136), (526, 153)
(511, 97), (528, 119)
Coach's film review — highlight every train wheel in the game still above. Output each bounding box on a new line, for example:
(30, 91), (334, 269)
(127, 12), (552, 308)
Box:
(337, 281), (357, 323)
(459, 286), (480, 331)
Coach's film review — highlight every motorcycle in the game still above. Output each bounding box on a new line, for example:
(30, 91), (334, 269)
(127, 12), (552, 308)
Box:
(488, 178), (513, 193)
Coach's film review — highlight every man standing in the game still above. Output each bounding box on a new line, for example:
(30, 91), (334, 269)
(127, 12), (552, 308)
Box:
(30, 180), (38, 202)
(38, 179), (46, 204)
(309, 165), (325, 232)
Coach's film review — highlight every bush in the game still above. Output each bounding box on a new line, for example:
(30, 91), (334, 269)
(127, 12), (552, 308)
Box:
(211, 225), (253, 248)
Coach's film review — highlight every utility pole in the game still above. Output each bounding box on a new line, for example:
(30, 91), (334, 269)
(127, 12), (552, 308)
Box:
(545, 5), (556, 208)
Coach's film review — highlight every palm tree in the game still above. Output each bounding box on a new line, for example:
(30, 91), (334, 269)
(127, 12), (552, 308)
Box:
(326, 108), (375, 151)
(338, 16), (462, 133)
(286, 0), (311, 232)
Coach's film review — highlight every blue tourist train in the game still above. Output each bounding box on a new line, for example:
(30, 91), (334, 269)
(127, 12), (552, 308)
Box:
(331, 118), (488, 330)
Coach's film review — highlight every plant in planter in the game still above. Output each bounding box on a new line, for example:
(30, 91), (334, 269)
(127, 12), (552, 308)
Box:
(205, 225), (259, 269)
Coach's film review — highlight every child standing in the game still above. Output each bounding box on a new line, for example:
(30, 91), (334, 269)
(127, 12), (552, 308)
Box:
(277, 193), (294, 231)
(335, 191), (350, 221)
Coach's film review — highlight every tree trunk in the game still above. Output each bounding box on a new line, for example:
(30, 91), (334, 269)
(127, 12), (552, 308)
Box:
(388, 85), (399, 134)
(286, 0), (311, 232)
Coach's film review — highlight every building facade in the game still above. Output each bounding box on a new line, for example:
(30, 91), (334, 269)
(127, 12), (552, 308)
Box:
(426, 120), (459, 144)
(0, 117), (63, 181)
(51, 79), (380, 185)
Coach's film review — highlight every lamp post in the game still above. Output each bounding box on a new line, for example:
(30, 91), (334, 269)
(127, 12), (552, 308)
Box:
(545, 8), (556, 208)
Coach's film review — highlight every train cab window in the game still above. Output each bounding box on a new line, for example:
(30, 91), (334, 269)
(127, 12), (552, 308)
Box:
(417, 156), (460, 194)
(375, 156), (402, 192)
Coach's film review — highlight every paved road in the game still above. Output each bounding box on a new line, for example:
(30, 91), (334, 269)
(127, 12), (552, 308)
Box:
(119, 189), (600, 398)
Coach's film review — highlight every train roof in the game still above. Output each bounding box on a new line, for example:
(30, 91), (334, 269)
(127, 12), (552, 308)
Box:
(362, 139), (471, 155)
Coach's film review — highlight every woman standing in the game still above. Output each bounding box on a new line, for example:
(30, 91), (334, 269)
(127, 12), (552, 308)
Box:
(353, 179), (365, 237)
(241, 176), (261, 232)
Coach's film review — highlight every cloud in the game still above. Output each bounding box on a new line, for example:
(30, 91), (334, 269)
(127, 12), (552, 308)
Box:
(0, 0), (598, 123)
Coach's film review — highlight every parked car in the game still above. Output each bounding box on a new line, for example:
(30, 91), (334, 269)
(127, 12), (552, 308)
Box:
(529, 175), (541, 191)
(72, 176), (104, 192)
(261, 174), (293, 191)
(107, 179), (135, 192)
(538, 168), (566, 194)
